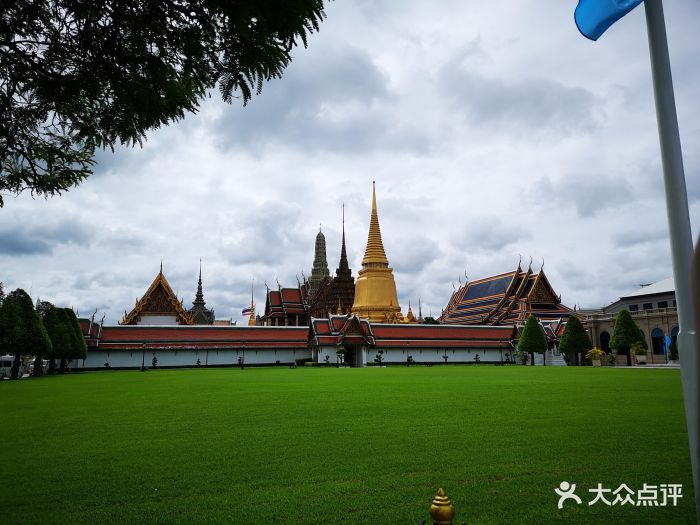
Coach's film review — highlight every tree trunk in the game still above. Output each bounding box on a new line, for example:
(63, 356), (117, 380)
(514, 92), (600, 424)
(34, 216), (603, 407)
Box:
(33, 356), (43, 377)
(60, 358), (66, 373)
(11, 353), (21, 379)
(48, 357), (56, 375)
(530, 352), (534, 365)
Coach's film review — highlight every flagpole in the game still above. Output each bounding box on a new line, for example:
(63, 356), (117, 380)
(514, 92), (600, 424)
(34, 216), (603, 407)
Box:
(644, 0), (699, 518)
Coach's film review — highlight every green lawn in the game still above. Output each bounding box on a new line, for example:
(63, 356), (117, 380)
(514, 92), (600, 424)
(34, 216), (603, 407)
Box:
(0, 366), (695, 524)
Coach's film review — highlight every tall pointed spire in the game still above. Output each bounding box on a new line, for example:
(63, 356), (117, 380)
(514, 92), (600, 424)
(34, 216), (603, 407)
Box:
(309, 203), (356, 318)
(193, 258), (205, 307)
(352, 182), (403, 323)
(362, 181), (389, 266)
(248, 279), (256, 326)
(338, 203), (350, 273)
(188, 259), (214, 324)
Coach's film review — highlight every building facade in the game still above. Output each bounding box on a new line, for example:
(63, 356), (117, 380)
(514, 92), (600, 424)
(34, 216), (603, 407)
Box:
(583, 278), (679, 363)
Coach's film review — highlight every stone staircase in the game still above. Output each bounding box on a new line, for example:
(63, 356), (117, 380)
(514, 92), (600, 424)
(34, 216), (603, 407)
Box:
(545, 349), (567, 366)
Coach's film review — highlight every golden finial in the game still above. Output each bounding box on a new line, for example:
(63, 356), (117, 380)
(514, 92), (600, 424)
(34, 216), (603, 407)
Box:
(429, 488), (455, 525)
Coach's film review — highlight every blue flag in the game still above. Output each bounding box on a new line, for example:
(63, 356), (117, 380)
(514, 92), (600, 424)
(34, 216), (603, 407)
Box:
(575, 0), (644, 41)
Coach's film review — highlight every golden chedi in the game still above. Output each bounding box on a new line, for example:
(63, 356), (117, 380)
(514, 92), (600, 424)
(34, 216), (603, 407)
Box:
(351, 182), (404, 323)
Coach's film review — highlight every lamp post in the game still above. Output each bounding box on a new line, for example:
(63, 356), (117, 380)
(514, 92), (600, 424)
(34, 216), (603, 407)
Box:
(140, 343), (146, 372)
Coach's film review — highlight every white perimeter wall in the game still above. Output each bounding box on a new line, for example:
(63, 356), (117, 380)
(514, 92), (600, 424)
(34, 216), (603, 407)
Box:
(316, 346), (512, 367)
(74, 348), (311, 369)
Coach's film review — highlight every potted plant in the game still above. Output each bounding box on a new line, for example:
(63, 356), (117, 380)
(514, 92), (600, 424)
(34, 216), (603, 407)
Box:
(631, 341), (647, 365)
(586, 347), (605, 367)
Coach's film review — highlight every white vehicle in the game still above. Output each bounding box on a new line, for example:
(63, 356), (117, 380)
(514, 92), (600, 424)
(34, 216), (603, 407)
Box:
(1, 355), (16, 379)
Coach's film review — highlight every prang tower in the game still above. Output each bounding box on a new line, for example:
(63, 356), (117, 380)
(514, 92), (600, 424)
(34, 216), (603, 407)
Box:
(308, 227), (331, 299)
(351, 182), (403, 323)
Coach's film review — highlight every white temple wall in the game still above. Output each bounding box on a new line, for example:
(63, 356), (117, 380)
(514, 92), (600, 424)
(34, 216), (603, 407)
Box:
(314, 346), (513, 366)
(368, 347), (511, 364)
(73, 348), (311, 369)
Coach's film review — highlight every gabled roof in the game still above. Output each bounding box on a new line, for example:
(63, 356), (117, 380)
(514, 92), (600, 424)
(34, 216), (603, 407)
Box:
(440, 264), (573, 327)
(121, 270), (193, 325)
(262, 285), (309, 321)
(309, 316), (515, 349)
(309, 315), (374, 346)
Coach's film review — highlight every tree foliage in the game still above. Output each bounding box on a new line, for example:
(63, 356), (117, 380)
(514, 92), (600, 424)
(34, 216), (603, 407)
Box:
(66, 309), (88, 360)
(54, 308), (87, 363)
(42, 303), (67, 363)
(558, 315), (591, 361)
(0, 0), (327, 206)
(610, 310), (643, 352)
(517, 315), (548, 356)
(0, 288), (52, 378)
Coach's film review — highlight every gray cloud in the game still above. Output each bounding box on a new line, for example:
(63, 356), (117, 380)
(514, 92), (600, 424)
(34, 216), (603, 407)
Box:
(529, 174), (636, 218)
(211, 45), (428, 154)
(451, 217), (531, 253)
(0, 221), (93, 255)
(441, 52), (600, 136)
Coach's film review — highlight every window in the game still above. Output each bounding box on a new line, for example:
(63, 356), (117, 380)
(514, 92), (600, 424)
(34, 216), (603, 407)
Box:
(643, 303), (653, 310)
(629, 304), (638, 312)
(658, 301), (668, 309)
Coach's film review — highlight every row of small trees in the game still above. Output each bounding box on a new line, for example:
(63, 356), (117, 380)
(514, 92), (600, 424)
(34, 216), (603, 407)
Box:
(0, 285), (87, 378)
(517, 309), (648, 365)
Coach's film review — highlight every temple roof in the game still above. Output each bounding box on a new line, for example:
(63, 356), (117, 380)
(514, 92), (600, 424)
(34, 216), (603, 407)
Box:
(440, 263), (573, 326)
(97, 325), (308, 350)
(121, 268), (193, 325)
(262, 285), (309, 320)
(309, 315), (515, 349)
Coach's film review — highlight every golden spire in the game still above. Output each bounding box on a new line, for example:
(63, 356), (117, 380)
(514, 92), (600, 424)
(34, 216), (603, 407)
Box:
(362, 181), (389, 266)
(247, 279), (256, 326)
(352, 182), (403, 323)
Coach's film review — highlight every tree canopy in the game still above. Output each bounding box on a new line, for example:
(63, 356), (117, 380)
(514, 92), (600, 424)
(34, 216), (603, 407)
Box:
(610, 309), (643, 352)
(0, 288), (52, 377)
(517, 315), (548, 356)
(558, 315), (591, 364)
(1, 0), (327, 206)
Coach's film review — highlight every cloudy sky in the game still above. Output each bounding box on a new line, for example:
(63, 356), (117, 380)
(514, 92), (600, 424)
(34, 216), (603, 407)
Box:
(2, 0), (699, 325)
